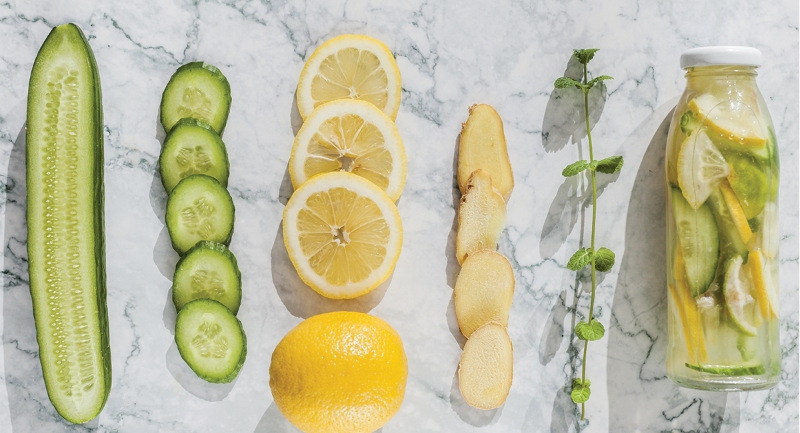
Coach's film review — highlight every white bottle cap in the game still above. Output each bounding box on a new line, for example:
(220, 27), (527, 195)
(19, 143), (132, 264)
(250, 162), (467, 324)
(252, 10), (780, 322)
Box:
(680, 46), (762, 69)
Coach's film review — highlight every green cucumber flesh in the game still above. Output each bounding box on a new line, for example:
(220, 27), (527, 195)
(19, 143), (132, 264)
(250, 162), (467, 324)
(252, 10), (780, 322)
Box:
(159, 117), (229, 194)
(160, 62), (231, 134)
(173, 241), (242, 315)
(175, 299), (246, 383)
(25, 23), (111, 424)
(166, 174), (234, 255)
(706, 188), (749, 262)
(685, 360), (765, 376)
(722, 256), (758, 337)
(671, 187), (719, 297)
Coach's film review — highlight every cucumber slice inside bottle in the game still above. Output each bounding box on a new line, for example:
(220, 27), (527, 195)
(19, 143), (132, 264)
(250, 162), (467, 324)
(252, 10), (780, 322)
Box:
(685, 360), (765, 376)
(173, 241), (242, 314)
(160, 62), (232, 134)
(175, 299), (246, 383)
(166, 174), (235, 255)
(706, 188), (749, 261)
(25, 23), (111, 424)
(671, 187), (719, 297)
(159, 118), (230, 194)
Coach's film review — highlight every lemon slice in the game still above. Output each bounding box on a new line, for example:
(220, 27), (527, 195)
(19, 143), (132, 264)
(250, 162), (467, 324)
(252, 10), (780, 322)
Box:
(748, 250), (772, 320)
(283, 172), (402, 299)
(290, 99), (407, 201)
(297, 35), (402, 121)
(677, 129), (730, 208)
(722, 256), (760, 337)
(688, 94), (766, 147)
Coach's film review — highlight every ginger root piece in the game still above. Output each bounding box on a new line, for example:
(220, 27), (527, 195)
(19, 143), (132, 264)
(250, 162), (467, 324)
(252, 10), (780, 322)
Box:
(458, 322), (513, 410)
(455, 250), (515, 337)
(456, 170), (507, 265)
(458, 104), (514, 202)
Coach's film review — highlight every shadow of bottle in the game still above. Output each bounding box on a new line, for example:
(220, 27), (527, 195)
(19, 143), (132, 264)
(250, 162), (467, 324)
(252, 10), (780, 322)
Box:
(605, 101), (739, 432)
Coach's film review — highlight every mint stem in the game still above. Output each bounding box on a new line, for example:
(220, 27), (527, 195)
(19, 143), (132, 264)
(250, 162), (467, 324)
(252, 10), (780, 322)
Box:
(579, 61), (599, 422)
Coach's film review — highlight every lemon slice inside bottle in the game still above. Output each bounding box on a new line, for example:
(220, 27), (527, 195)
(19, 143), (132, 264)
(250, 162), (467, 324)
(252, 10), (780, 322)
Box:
(677, 129), (731, 208)
(297, 35), (402, 120)
(283, 172), (403, 299)
(289, 99), (407, 201)
(723, 256), (761, 337)
(687, 94), (766, 147)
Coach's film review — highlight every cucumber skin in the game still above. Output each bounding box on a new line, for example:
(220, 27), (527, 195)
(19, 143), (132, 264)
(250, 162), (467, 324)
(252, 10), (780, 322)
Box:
(25, 23), (111, 423)
(175, 299), (247, 383)
(159, 62), (232, 135)
(165, 174), (235, 255)
(671, 187), (719, 297)
(159, 117), (230, 194)
(172, 241), (242, 314)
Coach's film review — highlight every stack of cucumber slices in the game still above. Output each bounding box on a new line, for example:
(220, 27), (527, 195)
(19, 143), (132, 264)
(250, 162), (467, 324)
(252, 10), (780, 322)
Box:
(671, 93), (779, 377)
(158, 63), (246, 383)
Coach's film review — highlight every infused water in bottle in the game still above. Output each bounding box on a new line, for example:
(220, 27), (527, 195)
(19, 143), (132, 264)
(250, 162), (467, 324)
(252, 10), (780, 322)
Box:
(665, 47), (780, 391)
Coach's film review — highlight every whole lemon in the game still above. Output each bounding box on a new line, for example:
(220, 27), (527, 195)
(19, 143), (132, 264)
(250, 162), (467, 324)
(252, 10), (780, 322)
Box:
(269, 311), (407, 433)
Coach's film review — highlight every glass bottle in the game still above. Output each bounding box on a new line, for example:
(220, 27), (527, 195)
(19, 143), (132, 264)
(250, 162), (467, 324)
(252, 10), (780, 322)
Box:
(665, 47), (780, 391)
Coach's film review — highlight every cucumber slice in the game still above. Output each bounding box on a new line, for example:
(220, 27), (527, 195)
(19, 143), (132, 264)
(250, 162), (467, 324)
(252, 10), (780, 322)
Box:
(671, 187), (719, 297)
(706, 188), (749, 261)
(173, 241), (242, 315)
(159, 118), (230, 194)
(166, 174), (235, 255)
(685, 360), (765, 376)
(175, 299), (246, 383)
(160, 62), (231, 134)
(25, 24), (111, 423)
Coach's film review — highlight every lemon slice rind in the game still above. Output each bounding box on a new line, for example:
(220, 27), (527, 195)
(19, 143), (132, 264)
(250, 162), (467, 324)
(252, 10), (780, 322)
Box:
(688, 94), (766, 147)
(283, 172), (403, 299)
(297, 34), (402, 121)
(677, 129), (730, 209)
(290, 99), (407, 201)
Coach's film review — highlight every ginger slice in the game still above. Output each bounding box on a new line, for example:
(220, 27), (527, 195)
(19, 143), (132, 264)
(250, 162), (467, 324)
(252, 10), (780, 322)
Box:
(458, 104), (514, 202)
(458, 322), (513, 410)
(456, 170), (507, 265)
(455, 250), (515, 337)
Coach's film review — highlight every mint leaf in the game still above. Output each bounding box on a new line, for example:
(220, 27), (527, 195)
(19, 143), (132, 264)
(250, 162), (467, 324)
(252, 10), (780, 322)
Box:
(595, 156), (624, 174)
(554, 77), (583, 90)
(567, 248), (593, 271)
(594, 247), (615, 272)
(589, 160), (599, 171)
(586, 75), (613, 89)
(575, 319), (605, 341)
(571, 378), (592, 403)
(562, 160), (590, 177)
(574, 49), (599, 65)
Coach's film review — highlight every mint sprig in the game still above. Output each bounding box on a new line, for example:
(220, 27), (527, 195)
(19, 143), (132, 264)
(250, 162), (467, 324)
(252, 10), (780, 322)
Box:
(553, 49), (622, 421)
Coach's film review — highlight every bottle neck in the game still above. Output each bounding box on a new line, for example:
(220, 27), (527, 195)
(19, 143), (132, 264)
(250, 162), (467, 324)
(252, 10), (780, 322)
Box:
(685, 65), (758, 79)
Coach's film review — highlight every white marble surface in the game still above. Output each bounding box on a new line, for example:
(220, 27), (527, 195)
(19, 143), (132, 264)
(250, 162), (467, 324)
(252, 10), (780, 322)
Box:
(0, 0), (797, 432)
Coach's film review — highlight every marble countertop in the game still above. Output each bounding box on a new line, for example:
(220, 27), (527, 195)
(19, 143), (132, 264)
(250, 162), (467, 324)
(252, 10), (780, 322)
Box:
(0, 0), (797, 432)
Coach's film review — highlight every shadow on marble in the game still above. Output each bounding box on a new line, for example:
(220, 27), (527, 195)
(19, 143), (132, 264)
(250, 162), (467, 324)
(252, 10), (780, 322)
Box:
(606, 103), (739, 431)
(162, 287), (176, 335)
(253, 402), (302, 433)
(445, 132), (461, 289)
(446, 291), (466, 350)
(541, 55), (607, 154)
(270, 221), (391, 318)
(253, 402), (385, 433)
(153, 225), (179, 281)
(290, 87), (303, 136)
(538, 289), (570, 366)
(165, 341), (235, 401)
(448, 366), (503, 426)
(277, 162), (293, 206)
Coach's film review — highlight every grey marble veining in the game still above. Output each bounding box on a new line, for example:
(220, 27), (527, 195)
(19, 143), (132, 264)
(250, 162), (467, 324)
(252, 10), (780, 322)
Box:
(0, 0), (797, 432)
